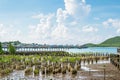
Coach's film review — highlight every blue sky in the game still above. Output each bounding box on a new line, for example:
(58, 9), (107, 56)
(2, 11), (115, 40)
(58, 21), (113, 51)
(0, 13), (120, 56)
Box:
(0, 0), (120, 45)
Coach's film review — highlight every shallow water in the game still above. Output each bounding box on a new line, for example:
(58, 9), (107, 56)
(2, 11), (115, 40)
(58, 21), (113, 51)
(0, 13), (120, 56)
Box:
(81, 66), (98, 71)
(93, 74), (114, 77)
(0, 60), (110, 80)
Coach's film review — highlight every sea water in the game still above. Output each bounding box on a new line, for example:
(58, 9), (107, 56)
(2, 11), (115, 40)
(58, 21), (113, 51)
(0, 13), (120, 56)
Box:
(66, 47), (118, 54)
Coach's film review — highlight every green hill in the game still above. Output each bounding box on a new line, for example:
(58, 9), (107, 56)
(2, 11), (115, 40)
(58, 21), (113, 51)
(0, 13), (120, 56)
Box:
(81, 43), (97, 47)
(99, 36), (120, 47)
(82, 36), (120, 47)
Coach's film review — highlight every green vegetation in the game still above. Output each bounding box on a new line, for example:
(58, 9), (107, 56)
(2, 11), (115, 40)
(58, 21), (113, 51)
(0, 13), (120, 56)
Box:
(99, 36), (120, 47)
(0, 52), (109, 77)
(83, 36), (120, 47)
(2, 41), (21, 45)
(34, 69), (39, 76)
(0, 42), (4, 55)
(8, 43), (16, 55)
(25, 67), (33, 75)
(81, 43), (97, 47)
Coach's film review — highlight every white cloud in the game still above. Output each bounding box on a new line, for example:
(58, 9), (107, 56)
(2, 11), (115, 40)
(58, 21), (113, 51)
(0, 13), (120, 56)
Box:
(103, 18), (120, 33)
(1, 0), (103, 45)
(56, 8), (68, 23)
(0, 24), (7, 37)
(0, 24), (23, 42)
(117, 29), (120, 33)
(27, 0), (93, 44)
(64, 0), (91, 19)
(29, 13), (55, 39)
(51, 23), (68, 39)
(82, 25), (98, 32)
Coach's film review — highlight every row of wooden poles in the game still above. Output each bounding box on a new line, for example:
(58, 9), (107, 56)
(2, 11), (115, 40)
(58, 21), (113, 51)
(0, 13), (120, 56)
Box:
(110, 54), (120, 70)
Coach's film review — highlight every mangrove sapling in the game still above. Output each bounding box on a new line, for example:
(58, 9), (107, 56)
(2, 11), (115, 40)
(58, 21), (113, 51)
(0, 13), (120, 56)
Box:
(68, 63), (74, 72)
(0, 68), (13, 77)
(74, 63), (81, 70)
(11, 64), (16, 70)
(82, 57), (86, 65)
(16, 65), (26, 70)
(95, 57), (99, 64)
(34, 69), (39, 76)
(71, 69), (77, 75)
(78, 59), (81, 65)
(35, 65), (41, 70)
(87, 58), (90, 65)
(25, 67), (33, 75)
(48, 66), (53, 74)
(0, 70), (6, 77)
(46, 67), (50, 74)
(91, 58), (94, 64)
(67, 63), (70, 72)
(41, 68), (45, 75)
(100, 56), (105, 61)
(62, 68), (66, 74)
(105, 56), (109, 60)
(53, 68), (59, 74)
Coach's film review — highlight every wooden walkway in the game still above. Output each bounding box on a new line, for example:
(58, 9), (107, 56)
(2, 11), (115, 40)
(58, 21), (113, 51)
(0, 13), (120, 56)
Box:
(2, 47), (69, 52)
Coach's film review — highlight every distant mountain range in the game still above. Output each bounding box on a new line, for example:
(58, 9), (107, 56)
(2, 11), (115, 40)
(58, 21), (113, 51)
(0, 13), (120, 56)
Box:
(1, 36), (120, 48)
(1, 41), (80, 48)
(81, 36), (120, 47)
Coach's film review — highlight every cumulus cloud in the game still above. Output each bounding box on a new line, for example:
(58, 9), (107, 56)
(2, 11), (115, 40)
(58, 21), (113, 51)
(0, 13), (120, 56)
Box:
(29, 13), (55, 39)
(1, 0), (107, 45)
(51, 24), (68, 39)
(82, 25), (98, 32)
(117, 29), (120, 33)
(1, 0), (102, 45)
(64, 0), (91, 18)
(28, 0), (93, 44)
(0, 24), (23, 41)
(0, 24), (7, 37)
(2, 0), (119, 45)
(56, 8), (68, 23)
(103, 18), (120, 33)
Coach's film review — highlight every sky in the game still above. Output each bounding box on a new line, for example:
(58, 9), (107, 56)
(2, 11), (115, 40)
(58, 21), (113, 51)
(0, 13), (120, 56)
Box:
(0, 0), (120, 45)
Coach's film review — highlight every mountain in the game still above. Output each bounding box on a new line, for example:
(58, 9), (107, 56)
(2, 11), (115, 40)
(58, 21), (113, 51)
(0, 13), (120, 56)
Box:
(80, 43), (97, 48)
(99, 36), (120, 47)
(82, 36), (120, 47)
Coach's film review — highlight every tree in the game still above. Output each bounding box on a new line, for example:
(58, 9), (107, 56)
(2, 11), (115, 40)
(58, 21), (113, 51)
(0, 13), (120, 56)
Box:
(0, 42), (4, 55)
(8, 43), (16, 55)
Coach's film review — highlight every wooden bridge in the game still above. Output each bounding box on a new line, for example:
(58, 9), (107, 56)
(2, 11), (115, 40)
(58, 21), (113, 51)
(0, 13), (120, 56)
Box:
(2, 46), (70, 52)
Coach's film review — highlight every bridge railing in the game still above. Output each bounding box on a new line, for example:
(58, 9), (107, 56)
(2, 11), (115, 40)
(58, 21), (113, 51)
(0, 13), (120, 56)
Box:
(2, 47), (69, 52)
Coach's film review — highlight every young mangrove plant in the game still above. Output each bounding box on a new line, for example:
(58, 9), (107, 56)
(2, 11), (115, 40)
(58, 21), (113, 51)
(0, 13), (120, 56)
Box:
(25, 67), (33, 75)
(34, 69), (39, 76)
